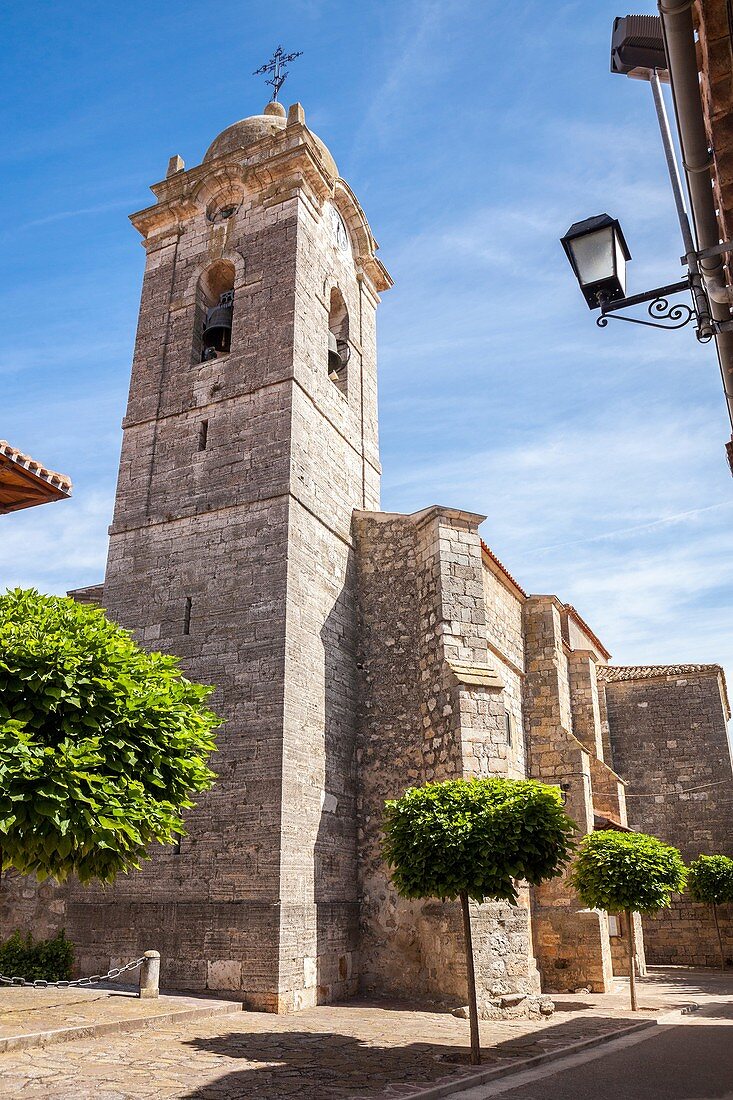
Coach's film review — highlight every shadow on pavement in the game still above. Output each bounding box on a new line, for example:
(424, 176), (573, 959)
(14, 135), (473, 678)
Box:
(179, 1015), (647, 1099)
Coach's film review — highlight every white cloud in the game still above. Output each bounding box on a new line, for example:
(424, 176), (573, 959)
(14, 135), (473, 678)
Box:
(382, 406), (733, 700)
(0, 491), (110, 596)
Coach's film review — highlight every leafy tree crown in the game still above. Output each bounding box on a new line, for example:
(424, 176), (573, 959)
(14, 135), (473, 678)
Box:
(0, 588), (221, 884)
(687, 854), (733, 906)
(570, 829), (686, 914)
(382, 777), (575, 905)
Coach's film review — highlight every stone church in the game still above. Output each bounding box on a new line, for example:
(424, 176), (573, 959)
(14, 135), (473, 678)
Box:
(5, 98), (733, 1009)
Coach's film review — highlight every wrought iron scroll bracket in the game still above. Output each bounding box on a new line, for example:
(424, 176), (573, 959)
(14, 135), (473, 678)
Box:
(595, 279), (713, 341)
(597, 295), (695, 333)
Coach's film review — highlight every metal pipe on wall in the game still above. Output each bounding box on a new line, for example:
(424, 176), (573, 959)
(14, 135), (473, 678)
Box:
(658, 0), (733, 432)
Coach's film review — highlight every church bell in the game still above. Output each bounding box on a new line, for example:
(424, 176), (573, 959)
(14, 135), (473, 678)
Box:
(201, 290), (234, 360)
(328, 331), (350, 379)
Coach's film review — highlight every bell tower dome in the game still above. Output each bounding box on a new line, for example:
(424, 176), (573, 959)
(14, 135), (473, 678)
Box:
(66, 98), (391, 1010)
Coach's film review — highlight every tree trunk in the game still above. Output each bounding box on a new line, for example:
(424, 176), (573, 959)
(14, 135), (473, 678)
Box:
(460, 890), (481, 1066)
(627, 910), (638, 1011)
(712, 902), (726, 971)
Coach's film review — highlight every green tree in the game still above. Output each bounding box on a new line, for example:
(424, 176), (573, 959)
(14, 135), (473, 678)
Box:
(570, 830), (687, 1010)
(687, 854), (733, 971)
(382, 777), (575, 1065)
(0, 588), (220, 885)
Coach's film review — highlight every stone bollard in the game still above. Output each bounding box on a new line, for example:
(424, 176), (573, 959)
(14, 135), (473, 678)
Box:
(138, 951), (160, 999)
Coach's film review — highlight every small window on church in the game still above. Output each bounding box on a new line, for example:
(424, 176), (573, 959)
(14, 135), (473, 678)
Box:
(328, 287), (350, 396)
(194, 261), (236, 364)
(504, 709), (513, 746)
(183, 596), (192, 636)
(198, 419), (209, 452)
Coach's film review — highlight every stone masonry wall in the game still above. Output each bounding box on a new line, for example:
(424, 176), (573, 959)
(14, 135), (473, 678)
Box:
(0, 108), (388, 1010)
(272, 156), (382, 1011)
(603, 669), (733, 967)
(354, 508), (540, 1008)
(481, 566), (527, 780)
(522, 598), (615, 992)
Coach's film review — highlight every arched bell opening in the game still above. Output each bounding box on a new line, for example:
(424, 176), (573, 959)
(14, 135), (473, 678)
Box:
(193, 260), (236, 364)
(328, 287), (349, 396)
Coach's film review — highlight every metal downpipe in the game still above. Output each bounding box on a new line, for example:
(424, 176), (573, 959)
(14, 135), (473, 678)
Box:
(659, 0), (733, 431)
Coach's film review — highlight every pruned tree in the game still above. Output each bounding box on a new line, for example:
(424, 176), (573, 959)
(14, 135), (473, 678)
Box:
(687, 854), (733, 971)
(570, 829), (687, 1010)
(0, 588), (221, 885)
(382, 777), (575, 1065)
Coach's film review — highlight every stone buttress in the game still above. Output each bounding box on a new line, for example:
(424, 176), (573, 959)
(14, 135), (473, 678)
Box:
(354, 507), (542, 1007)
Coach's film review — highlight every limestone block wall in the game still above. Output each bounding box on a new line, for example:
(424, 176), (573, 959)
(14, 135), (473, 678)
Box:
(481, 564), (527, 780)
(602, 667), (733, 966)
(522, 597), (614, 993)
(568, 652), (605, 761)
(0, 112), (390, 1011)
(354, 508), (540, 1006)
(272, 179), (383, 1010)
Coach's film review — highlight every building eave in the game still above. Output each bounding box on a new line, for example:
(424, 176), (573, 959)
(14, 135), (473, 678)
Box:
(0, 440), (72, 515)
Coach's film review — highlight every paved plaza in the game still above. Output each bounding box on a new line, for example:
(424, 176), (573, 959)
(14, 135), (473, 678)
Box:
(0, 968), (729, 1098)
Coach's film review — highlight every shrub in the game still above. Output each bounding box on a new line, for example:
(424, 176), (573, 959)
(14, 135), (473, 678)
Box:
(0, 929), (74, 982)
(383, 777), (575, 1063)
(0, 588), (221, 884)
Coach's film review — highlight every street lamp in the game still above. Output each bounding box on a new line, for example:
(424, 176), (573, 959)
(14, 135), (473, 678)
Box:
(561, 215), (630, 309)
(562, 15), (722, 342)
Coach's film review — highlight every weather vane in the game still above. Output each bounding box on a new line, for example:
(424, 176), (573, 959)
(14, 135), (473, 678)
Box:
(253, 45), (303, 101)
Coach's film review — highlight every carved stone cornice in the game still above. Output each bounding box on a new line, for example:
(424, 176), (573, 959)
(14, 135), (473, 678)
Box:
(128, 125), (393, 293)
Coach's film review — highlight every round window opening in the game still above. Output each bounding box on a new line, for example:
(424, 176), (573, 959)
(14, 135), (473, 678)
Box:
(207, 202), (240, 225)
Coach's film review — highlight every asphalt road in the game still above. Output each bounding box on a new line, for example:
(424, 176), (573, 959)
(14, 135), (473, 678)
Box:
(450, 1003), (733, 1100)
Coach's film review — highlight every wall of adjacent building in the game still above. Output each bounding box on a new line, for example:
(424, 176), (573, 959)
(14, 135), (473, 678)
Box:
(603, 668), (733, 966)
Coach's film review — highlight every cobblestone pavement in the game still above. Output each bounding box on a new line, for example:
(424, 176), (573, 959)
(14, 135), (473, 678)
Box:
(0, 968), (729, 1099)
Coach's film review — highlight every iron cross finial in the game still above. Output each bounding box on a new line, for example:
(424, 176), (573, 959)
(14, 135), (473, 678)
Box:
(253, 45), (303, 101)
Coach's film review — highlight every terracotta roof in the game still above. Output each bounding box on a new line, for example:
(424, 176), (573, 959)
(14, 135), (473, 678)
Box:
(695, 1), (733, 275)
(480, 540), (528, 599)
(0, 440), (72, 515)
(598, 662), (724, 682)
(593, 813), (630, 833)
(599, 663), (730, 720)
(564, 604), (612, 662)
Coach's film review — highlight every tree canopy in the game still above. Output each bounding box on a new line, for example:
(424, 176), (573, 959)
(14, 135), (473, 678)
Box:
(0, 588), (220, 884)
(382, 776), (575, 905)
(687, 855), (733, 907)
(687, 854), (733, 970)
(570, 829), (687, 914)
(382, 776), (575, 1065)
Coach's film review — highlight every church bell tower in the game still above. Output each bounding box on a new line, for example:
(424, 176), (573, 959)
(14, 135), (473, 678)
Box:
(81, 97), (391, 1009)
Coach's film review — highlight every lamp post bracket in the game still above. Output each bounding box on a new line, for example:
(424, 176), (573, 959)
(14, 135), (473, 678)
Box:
(680, 239), (733, 264)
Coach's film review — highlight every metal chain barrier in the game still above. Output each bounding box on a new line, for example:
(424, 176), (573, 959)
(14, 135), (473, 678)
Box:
(0, 955), (147, 989)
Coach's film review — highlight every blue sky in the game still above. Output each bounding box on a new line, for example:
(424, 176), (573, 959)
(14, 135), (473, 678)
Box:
(3, 0), (732, 697)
